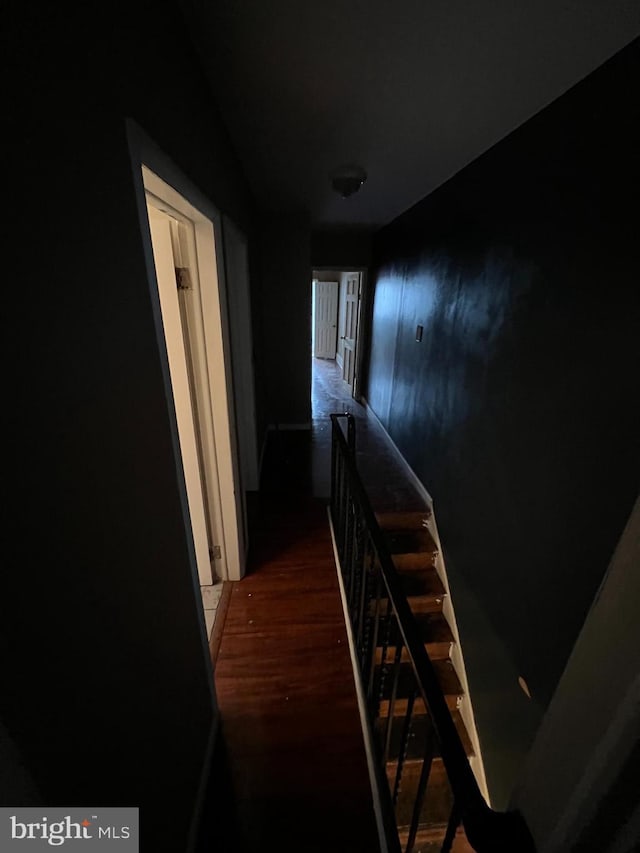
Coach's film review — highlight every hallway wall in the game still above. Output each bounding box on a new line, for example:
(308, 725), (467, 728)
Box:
(5, 3), (254, 847)
(366, 41), (640, 806)
(258, 213), (312, 427)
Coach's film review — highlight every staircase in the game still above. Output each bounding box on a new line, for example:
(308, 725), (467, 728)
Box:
(330, 412), (535, 853)
(374, 511), (475, 853)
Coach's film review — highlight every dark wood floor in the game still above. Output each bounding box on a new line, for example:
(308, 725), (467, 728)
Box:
(198, 432), (380, 852)
(196, 357), (429, 852)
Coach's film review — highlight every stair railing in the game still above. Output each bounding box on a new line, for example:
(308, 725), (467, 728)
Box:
(330, 413), (535, 853)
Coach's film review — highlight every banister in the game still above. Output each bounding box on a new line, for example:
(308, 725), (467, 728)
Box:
(330, 413), (535, 853)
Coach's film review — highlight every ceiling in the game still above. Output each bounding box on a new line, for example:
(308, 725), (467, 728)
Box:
(182, 1), (640, 230)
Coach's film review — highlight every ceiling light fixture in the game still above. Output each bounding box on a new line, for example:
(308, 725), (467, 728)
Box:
(330, 164), (367, 198)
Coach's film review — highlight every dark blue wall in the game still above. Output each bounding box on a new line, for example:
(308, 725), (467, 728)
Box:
(367, 41), (640, 805)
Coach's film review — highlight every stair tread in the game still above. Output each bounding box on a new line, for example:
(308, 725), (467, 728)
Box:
(384, 528), (439, 556)
(376, 612), (453, 662)
(398, 569), (446, 598)
(379, 694), (459, 715)
(375, 708), (474, 759)
(393, 551), (438, 571)
(375, 510), (432, 529)
(396, 825), (474, 853)
(376, 659), (463, 704)
(387, 757), (453, 830)
(377, 567), (446, 614)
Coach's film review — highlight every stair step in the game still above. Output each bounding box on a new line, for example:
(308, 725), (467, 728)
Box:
(393, 551), (438, 571)
(387, 757), (452, 829)
(375, 612), (453, 662)
(375, 708), (474, 760)
(384, 528), (439, 557)
(389, 760), (476, 851)
(376, 660), (463, 716)
(396, 824), (474, 853)
(376, 567), (446, 614)
(375, 510), (432, 531)
(397, 568), (446, 614)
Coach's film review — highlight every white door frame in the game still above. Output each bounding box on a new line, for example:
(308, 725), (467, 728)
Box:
(313, 267), (368, 400)
(127, 123), (246, 583)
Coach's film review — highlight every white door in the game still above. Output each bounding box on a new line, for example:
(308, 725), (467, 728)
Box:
(147, 207), (214, 587)
(313, 280), (338, 358)
(142, 166), (245, 583)
(342, 273), (360, 386)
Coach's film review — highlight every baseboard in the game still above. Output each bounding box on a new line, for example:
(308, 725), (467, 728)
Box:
(186, 713), (220, 853)
(360, 397), (433, 506)
(327, 508), (393, 853)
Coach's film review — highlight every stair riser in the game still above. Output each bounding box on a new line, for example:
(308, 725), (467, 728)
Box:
(375, 643), (452, 664)
(378, 695), (460, 716)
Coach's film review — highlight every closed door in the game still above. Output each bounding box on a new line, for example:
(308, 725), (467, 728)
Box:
(314, 280), (339, 358)
(342, 273), (360, 386)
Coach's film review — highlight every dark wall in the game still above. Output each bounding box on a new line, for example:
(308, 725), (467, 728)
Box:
(367, 41), (640, 805)
(4, 4), (253, 848)
(311, 229), (373, 269)
(258, 213), (312, 427)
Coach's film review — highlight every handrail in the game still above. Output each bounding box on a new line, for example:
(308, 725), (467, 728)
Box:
(330, 413), (535, 853)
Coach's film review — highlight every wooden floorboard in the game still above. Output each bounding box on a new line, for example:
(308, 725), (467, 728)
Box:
(210, 488), (379, 852)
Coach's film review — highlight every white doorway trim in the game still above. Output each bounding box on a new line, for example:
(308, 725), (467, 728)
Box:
(312, 267), (368, 401)
(127, 123), (245, 583)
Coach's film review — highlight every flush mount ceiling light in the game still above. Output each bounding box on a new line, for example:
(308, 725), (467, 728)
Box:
(330, 164), (367, 198)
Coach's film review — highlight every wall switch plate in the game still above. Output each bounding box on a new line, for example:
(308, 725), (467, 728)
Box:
(416, 324), (423, 342)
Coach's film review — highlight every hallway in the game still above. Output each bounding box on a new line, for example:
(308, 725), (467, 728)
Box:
(311, 356), (429, 514)
(197, 356), (433, 852)
(199, 428), (379, 851)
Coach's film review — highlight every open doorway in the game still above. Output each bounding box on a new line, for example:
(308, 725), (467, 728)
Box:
(311, 269), (365, 414)
(136, 162), (248, 651)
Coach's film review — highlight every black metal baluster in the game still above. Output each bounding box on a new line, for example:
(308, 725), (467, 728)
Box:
(347, 412), (356, 453)
(340, 460), (350, 564)
(339, 462), (349, 566)
(383, 628), (405, 767)
(330, 423), (338, 525)
(405, 720), (436, 853)
(349, 506), (362, 621)
(356, 521), (370, 660)
(393, 689), (416, 806)
(366, 561), (384, 704)
(359, 539), (377, 674)
(344, 495), (356, 609)
(440, 802), (460, 853)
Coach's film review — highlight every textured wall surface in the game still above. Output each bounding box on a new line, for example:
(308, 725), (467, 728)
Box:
(367, 41), (640, 805)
